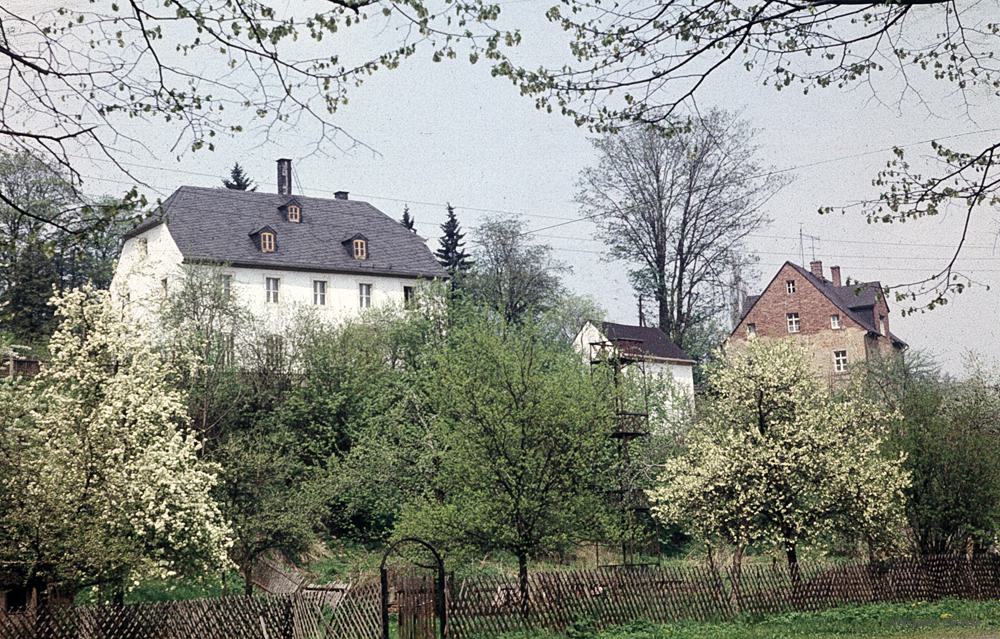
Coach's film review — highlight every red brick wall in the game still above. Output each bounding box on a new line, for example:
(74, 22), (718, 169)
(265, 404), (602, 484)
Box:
(731, 263), (866, 339)
(727, 263), (901, 383)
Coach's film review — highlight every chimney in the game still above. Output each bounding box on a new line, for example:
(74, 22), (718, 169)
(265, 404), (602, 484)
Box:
(809, 260), (823, 279)
(830, 265), (842, 287)
(334, 191), (349, 200)
(276, 158), (292, 195)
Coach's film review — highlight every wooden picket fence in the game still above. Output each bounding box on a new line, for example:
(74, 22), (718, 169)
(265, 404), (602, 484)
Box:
(5, 555), (1000, 639)
(445, 554), (1000, 639)
(0, 582), (382, 639)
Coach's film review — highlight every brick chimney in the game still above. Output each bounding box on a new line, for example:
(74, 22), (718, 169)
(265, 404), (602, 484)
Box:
(334, 191), (349, 200)
(830, 265), (842, 287)
(277, 158), (292, 195)
(809, 260), (824, 279)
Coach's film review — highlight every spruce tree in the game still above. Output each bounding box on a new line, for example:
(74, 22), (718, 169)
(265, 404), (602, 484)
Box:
(434, 204), (472, 278)
(401, 206), (416, 232)
(222, 163), (257, 191)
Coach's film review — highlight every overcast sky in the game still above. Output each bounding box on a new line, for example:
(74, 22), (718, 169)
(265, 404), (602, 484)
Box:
(13, 0), (1000, 375)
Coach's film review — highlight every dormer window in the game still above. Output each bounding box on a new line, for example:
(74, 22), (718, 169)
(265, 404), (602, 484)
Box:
(287, 204), (301, 223)
(353, 238), (367, 260)
(260, 231), (276, 253)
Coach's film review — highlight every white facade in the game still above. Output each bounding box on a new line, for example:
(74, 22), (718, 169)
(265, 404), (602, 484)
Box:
(111, 223), (423, 330)
(572, 321), (696, 404)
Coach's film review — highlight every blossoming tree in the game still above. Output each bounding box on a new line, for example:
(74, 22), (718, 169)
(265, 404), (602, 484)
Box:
(0, 287), (231, 601)
(649, 340), (909, 585)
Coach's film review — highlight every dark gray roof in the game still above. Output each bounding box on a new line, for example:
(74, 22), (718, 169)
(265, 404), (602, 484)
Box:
(124, 186), (446, 279)
(600, 321), (694, 363)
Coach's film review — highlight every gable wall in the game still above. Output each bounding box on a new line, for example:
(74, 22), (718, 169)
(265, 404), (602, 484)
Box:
(728, 263), (871, 384)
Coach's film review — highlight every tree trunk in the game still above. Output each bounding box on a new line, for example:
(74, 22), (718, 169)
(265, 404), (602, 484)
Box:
(517, 553), (529, 620)
(730, 545), (745, 613)
(785, 543), (801, 587)
(243, 563), (254, 596)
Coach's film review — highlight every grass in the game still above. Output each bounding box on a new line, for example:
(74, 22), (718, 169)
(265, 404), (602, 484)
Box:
(507, 600), (1000, 639)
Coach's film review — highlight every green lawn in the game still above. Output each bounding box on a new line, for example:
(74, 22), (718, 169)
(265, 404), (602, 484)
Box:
(517, 600), (1000, 639)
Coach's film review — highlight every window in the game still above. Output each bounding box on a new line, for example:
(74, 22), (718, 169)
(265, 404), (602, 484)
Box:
(786, 280), (796, 294)
(879, 316), (886, 335)
(313, 280), (326, 306)
(266, 277), (279, 303)
(287, 204), (301, 223)
(353, 238), (367, 260)
(137, 237), (148, 258)
(830, 314), (841, 329)
(746, 323), (757, 338)
(833, 350), (849, 373)
(260, 231), (276, 253)
(359, 283), (372, 308)
(403, 286), (415, 308)
(219, 274), (233, 298)
(221, 333), (235, 367)
(160, 278), (168, 293)
(264, 335), (284, 369)
(786, 312), (800, 333)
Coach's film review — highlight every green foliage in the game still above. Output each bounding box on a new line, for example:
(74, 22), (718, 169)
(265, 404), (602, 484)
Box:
(401, 206), (416, 232)
(0, 287), (231, 596)
(464, 216), (570, 324)
(501, 599), (1000, 639)
(650, 340), (909, 568)
(394, 310), (618, 580)
(435, 204), (473, 279)
(857, 352), (1000, 555)
(222, 163), (257, 191)
(0, 152), (134, 344)
(156, 269), (329, 591)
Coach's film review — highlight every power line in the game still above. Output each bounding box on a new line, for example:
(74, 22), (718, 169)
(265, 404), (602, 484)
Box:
(64, 123), (1000, 233)
(520, 125), (1000, 237)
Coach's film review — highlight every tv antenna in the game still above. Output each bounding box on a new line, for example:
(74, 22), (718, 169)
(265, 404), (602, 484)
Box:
(799, 226), (820, 264)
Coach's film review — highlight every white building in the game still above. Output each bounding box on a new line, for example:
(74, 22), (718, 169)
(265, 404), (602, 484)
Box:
(112, 159), (445, 329)
(572, 320), (696, 405)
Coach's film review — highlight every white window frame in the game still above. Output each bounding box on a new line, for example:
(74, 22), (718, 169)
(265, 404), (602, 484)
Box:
(746, 323), (757, 338)
(403, 285), (416, 307)
(830, 314), (841, 329)
(261, 232), (276, 253)
(219, 273), (233, 298)
(287, 205), (301, 223)
(266, 277), (280, 304)
(359, 282), (372, 308)
(137, 236), (148, 258)
(353, 239), (367, 260)
(786, 280), (796, 294)
(879, 316), (886, 335)
(313, 280), (327, 306)
(833, 350), (849, 373)
(786, 312), (800, 333)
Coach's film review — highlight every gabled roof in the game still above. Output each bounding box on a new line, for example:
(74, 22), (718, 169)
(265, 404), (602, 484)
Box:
(599, 321), (695, 363)
(123, 186), (445, 279)
(736, 261), (907, 348)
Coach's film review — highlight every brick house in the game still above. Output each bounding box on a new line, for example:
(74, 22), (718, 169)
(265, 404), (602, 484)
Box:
(728, 260), (906, 384)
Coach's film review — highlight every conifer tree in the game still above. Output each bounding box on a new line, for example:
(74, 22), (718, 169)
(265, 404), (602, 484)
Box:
(401, 206), (416, 232)
(434, 204), (472, 278)
(222, 163), (257, 191)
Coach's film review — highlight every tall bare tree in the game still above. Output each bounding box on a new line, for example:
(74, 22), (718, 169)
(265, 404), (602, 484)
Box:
(483, 1), (1000, 309)
(576, 112), (784, 356)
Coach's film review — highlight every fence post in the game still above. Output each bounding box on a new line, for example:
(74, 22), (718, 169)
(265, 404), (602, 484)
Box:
(283, 594), (295, 639)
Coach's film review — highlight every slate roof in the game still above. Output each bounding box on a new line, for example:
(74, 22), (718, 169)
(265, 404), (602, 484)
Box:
(123, 186), (446, 279)
(599, 321), (695, 363)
